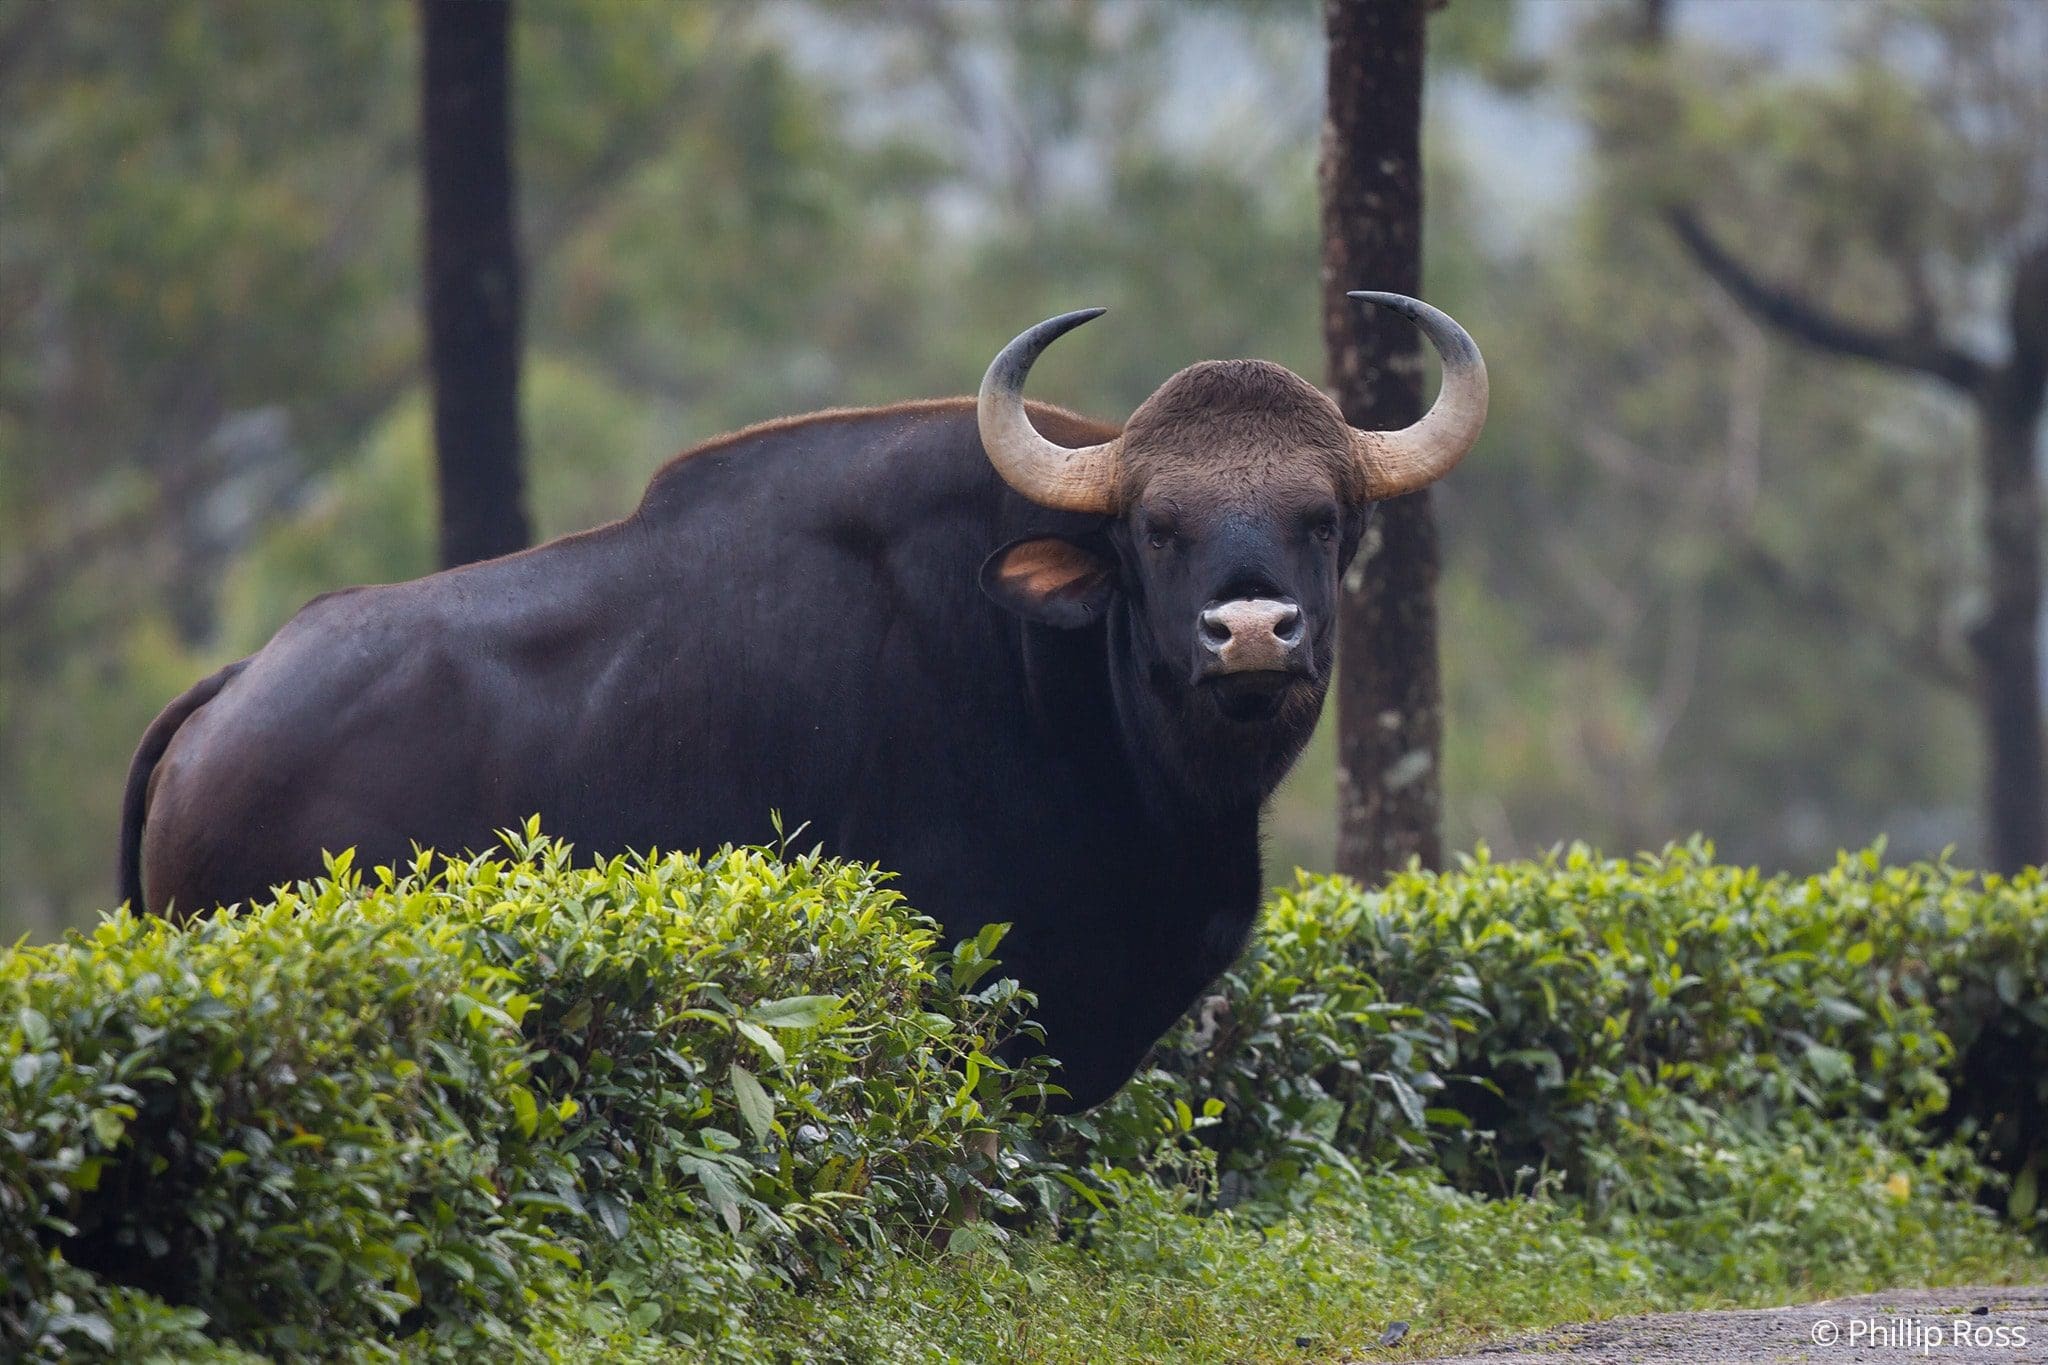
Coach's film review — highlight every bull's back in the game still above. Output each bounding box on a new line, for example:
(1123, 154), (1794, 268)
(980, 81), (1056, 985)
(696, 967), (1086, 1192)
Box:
(137, 399), (1107, 916)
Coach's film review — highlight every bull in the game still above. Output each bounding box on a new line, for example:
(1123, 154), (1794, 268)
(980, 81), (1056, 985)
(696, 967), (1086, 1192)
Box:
(119, 293), (1486, 1109)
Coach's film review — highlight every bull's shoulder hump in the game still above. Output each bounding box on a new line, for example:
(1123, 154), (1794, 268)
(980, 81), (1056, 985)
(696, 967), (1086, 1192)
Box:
(260, 578), (433, 664)
(640, 398), (1118, 498)
(269, 568), (536, 653)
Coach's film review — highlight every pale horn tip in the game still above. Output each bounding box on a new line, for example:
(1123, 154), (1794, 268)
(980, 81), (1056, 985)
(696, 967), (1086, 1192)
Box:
(1347, 290), (1481, 369)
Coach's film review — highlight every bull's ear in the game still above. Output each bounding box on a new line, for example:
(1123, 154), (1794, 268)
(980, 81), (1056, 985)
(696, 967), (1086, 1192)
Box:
(981, 536), (1116, 628)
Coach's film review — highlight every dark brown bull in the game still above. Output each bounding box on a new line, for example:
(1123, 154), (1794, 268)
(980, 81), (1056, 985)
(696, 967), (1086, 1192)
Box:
(121, 293), (1486, 1108)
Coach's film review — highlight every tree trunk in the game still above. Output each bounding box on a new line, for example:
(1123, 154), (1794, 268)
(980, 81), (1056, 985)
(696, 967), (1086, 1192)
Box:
(1319, 0), (1440, 883)
(421, 0), (530, 569)
(1973, 391), (2048, 873)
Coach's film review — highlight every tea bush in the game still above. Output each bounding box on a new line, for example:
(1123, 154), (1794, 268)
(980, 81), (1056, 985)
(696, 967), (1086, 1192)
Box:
(1, 869), (572, 1358)
(1096, 841), (2047, 1219)
(2, 833), (2042, 1361)
(0, 826), (1044, 1360)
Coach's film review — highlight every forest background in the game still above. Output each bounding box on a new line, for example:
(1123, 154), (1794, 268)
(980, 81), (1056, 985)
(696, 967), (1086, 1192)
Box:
(5, 0), (2045, 937)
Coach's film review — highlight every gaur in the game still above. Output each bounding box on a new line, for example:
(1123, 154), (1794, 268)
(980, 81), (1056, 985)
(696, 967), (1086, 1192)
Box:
(121, 293), (1487, 1108)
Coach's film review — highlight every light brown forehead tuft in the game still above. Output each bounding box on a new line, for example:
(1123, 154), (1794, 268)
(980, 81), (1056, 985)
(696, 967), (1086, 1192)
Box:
(1117, 359), (1356, 502)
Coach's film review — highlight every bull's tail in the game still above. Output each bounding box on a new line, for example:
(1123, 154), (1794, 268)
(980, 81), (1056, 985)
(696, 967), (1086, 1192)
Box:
(118, 659), (249, 914)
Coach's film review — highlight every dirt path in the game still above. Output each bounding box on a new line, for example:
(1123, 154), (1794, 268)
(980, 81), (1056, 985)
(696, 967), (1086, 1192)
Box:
(1399, 1285), (2048, 1364)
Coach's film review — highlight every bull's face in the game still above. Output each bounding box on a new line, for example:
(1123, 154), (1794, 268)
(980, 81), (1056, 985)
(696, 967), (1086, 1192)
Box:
(975, 295), (1487, 804)
(981, 363), (1361, 765)
(1122, 397), (1343, 724)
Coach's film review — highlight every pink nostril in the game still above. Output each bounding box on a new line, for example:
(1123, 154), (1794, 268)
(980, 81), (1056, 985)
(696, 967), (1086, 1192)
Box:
(1200, 599), (1302, 659)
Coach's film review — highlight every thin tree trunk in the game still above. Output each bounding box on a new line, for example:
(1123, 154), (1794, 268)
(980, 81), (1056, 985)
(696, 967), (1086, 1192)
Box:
(421, 0), (530, 569)
(1973, 392), (2048, 873)
(1319, 0), (1440, 883)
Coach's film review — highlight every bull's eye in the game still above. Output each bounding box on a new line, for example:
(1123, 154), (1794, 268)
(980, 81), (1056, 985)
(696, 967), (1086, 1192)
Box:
(1145, 526), (1177, 551)
(1312, 522), (1337, 544)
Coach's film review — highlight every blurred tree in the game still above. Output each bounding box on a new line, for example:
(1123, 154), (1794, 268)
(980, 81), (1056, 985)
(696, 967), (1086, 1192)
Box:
(1609, 0), (2048, 871)
(421, 0), (531, 567)
(0, 2), (417, 933)
(1320, 0), (1439, 883)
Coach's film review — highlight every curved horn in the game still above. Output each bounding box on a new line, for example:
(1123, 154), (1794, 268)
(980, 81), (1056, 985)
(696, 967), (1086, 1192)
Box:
(1345, 292), (1489, 500)
(977, 308), (1123, 513)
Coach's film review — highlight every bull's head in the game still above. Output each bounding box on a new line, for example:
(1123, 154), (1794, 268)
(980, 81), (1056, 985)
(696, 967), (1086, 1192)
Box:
(976, 293), (1487, 806)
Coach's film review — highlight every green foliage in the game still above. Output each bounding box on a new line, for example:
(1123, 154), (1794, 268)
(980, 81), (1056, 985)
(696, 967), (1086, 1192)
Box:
(1, 861), (571, 1358)
(1089, 842), (2047, 1218)
(0, 829), (1044, 1360)
(582, 1150), (2029, 1365)
(3, 836), (2043, 1360)
(1588, 1096), (2014, 1296)
(749, 1167), (1660, 1365)
(455, 825), (1045, 1301)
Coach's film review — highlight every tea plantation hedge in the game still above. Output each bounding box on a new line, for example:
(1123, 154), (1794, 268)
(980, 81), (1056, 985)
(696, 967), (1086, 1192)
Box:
(1104, 841), (2047, 1217)
(2, 830), (2043, 1360)
(2, 827), (1048, 1359)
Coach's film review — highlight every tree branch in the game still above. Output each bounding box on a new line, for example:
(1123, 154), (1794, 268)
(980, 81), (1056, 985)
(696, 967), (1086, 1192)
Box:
(1664, 205), (1988, 393)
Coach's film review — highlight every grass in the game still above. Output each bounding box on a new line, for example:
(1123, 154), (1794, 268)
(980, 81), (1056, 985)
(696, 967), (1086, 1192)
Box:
(539, 1165), (2044, 1364)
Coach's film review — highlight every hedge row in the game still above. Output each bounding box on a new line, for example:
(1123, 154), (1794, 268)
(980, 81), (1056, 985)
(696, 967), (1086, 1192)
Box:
(1098, 840), (2046, 1223)
(3, 834), (2043, 1358)
(2, 825), (1045, 1360)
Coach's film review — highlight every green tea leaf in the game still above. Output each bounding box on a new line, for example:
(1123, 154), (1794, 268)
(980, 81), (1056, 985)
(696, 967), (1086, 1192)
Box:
(731, 1062), (776, 1145)
(751, 994), (841, 1030)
